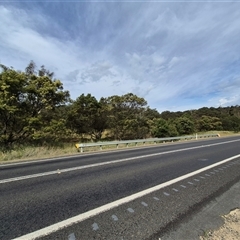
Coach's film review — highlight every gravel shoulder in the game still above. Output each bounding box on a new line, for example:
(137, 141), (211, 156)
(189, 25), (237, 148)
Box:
(200, 208), (240, 240)
(161, 179), (240, 240)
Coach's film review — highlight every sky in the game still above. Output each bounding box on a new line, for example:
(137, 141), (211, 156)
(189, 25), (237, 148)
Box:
(0, 0), (240, 113)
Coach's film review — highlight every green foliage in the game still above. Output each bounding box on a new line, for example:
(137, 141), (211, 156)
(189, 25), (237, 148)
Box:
(222, 116), (240, 132)
(104, 93), (148, 140)
(67, 94), (108, 141)
(0, 62), (70, 149)
(151, 118), (178, 138)
(174, 117), (195, 135)
(1, 61), (240, 153)
(197, 115), (222, 132)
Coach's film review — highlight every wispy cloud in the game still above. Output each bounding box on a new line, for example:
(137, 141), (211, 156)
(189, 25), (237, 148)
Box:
(0, 1), (240, 112)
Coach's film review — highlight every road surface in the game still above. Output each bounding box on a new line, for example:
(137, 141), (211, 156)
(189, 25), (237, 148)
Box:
(0, 136), (240, 239)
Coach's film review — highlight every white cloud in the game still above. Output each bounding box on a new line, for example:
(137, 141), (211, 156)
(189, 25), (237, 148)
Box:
(0, 2), (240, 111)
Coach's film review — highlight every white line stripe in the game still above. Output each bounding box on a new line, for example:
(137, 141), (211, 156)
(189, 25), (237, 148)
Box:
(3, 137), (231, 167)
(13, 154), (240, 240)
(2, 139), (240, 184)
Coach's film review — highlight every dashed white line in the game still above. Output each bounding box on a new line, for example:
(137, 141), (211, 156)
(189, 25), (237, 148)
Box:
(188, 181), (193, 185)
(3, 139), (240, 184)
(141, 202), (148, 207)
(13, 154), (240, 240)
(164, 192), (170, 196)
(153, 197), (159, 201)
(92, 223), (99, 231)
(127, 208), (134, 213)
(68, 233), (76, 240)
(194, 179), (200, 182)
(180, 185), (186, 188)
(172, 188), (178, 192)
(112, 215), (118, 221)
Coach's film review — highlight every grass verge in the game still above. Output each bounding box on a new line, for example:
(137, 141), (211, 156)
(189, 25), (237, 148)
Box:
(1, 131), (239, 164)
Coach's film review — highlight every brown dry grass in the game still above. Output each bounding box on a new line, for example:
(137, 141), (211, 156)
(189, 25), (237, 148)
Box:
(1, 131), (239, 164)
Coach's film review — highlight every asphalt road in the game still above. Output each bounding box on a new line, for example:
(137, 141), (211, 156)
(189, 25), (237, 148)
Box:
(1, 136), (240, 239)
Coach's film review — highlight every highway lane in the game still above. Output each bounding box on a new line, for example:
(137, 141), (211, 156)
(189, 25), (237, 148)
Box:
(1, 135), (240, 180)
(0, 136), (240, 239)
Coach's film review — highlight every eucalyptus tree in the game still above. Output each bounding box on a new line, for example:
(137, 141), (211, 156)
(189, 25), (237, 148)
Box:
(104, 93), (148, 140)
(0, 62), (70, 149)
(67, 94), (108, 141)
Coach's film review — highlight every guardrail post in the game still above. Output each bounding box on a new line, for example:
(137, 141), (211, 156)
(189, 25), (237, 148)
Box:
(75, 134), (219, 152)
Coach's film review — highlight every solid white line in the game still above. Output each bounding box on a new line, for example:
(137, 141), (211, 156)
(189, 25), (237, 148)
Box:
(3, 136), (225, 167)
(1, 138), (240, 168)
(13, 154), (240, 240)
(2, 139), (240, 184)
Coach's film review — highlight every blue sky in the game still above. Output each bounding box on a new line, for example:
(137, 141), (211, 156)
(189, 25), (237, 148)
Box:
(0, 1), (240, 113)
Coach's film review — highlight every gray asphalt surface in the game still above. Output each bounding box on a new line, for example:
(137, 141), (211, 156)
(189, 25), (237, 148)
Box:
(0, 136), (240, 239)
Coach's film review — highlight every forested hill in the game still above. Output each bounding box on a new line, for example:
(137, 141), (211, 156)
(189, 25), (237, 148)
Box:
(1, 62), (240, 150)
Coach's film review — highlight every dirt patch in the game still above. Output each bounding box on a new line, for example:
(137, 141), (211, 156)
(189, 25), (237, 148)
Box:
(200, 208), (240, 240)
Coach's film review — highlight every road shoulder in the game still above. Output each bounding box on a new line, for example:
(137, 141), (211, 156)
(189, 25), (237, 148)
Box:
(161, 179), (240, 240)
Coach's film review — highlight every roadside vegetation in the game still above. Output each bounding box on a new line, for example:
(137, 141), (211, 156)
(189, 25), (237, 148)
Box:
(1, 62), (240, 162)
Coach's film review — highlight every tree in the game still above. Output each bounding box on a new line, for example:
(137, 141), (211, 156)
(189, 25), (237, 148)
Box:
(197, 115), (222, 132)
(222, 116), (240, 132)
(0, 62), (70, 149)
(104, 93), (148, 140)
(67, 94), (108, 141)
(151, 118), (178, 138)
(174, 117), (195, 135)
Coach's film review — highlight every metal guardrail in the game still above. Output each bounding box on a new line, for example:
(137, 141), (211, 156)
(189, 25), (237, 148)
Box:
(75, 134), (220, 153)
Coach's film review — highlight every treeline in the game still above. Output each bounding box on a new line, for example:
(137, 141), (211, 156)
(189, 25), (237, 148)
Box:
(1, 62), (240, 150)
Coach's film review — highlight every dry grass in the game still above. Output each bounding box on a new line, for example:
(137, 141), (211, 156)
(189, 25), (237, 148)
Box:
(1, 131), (239, 164)
(0, 144), (77, 164)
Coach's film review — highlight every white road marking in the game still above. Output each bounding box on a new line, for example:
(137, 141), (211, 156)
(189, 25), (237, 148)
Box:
(164, 192), (170, 196)
(172, 188), (178, 192)
(180, 185), (186, 188)
(127, 208), (134, 213)
(112, 215), (118, 221)
(200, 176), (205, 179)
(92, 223), (99, 231)
(188, 181), (193, 185)
(13, 154), (240, 240)
(141, 201), (148, 207)
(3, 138), (240, 169)
(68, 233), (76, 240)
(194, 179), (199, 182)
(2, 139), (240, 184)
(153, 197), (159, 200)
(205, 174), (210, 176)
